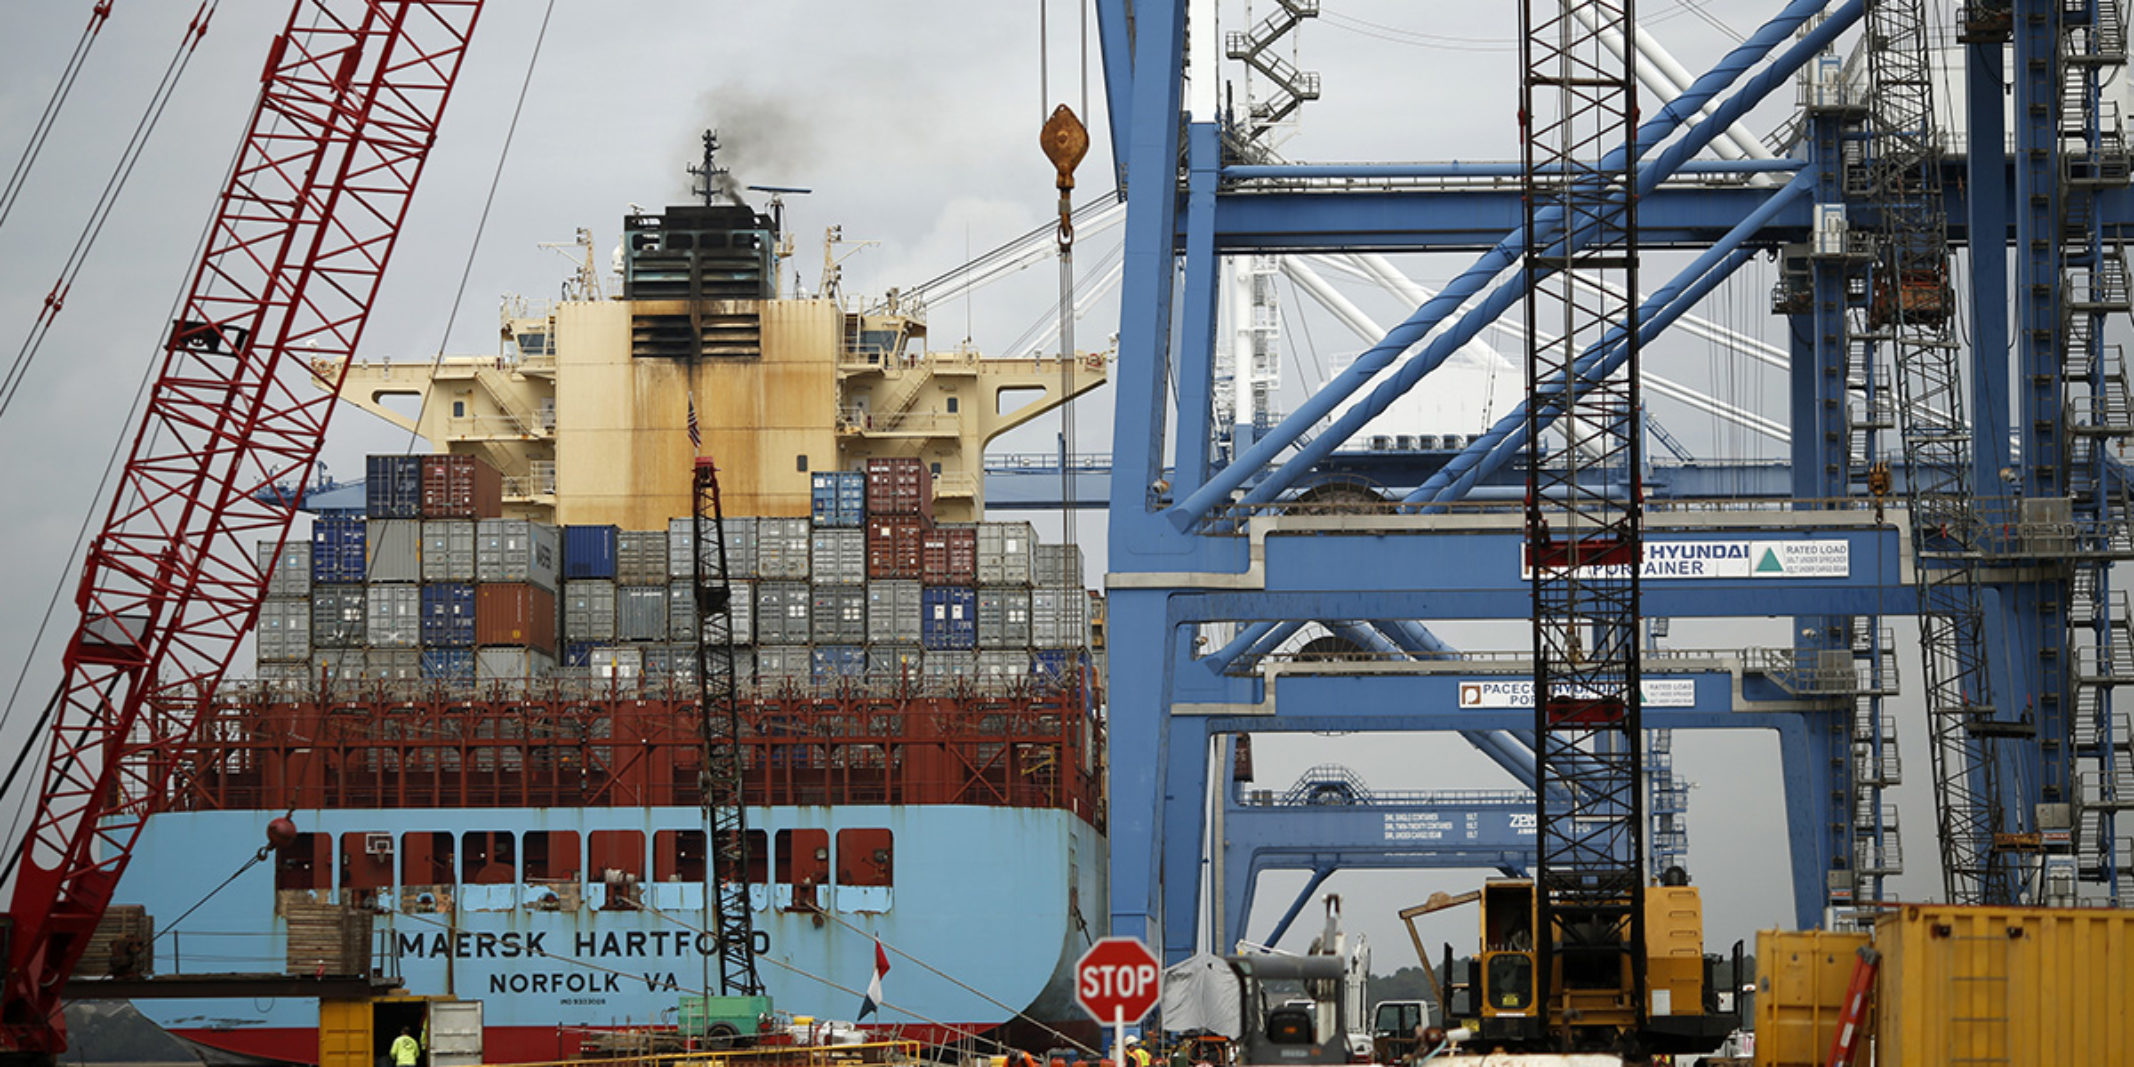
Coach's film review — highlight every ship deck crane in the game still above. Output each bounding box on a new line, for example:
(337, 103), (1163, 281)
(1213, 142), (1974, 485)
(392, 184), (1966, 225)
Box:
(0, 3), (483, 1061)
(691, 454), (766, 1002)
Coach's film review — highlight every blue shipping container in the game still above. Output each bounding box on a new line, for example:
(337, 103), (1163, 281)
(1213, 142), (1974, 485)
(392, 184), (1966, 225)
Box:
(563, 525), (620, 580)
(420, 582), (477, 647)
(811, 645), (866, 684)
(365, 454), (424, 519)
(310, 518), (367, 583)
(421, 648), (475, 681)
(920, 586), (977, 650)
(1032, 649), (1087, 685)
(563, 642), (595, 668)
(810, 471), (867, 528)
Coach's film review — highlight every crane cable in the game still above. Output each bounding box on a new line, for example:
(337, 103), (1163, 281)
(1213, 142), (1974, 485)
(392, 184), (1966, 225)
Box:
(0, 2), (115, 238)
(0, 1), (217, 422)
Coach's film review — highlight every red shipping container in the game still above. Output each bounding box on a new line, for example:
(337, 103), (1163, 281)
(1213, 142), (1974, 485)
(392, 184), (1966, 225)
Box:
(864, 457), (934, 522)
(867, 517), (926, 579)
(421, 454), (504, 519)
(475, 583), (557, 652)
(921, 526), (977, 586)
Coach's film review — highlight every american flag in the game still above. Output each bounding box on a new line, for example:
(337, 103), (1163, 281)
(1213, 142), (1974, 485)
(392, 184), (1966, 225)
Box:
(686, 392), (701, 455)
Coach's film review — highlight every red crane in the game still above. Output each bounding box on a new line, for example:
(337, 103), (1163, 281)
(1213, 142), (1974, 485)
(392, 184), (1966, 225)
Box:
(0, 2), (482, 1057)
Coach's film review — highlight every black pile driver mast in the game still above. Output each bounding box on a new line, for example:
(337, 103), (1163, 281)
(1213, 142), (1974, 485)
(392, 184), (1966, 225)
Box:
(1520, 0), (1647, 1047)
(692, 456), (763, 996)
(1867, 0), (2012, 903)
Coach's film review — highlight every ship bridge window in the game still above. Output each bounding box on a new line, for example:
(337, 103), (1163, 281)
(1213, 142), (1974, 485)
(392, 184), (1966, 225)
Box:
(461, 831), (516, 884)
(275, 832), (329, 891)
(523, 830), (580, 881)
(339, 831), (394, 901)
(836, 828), (892, 887)
(515, 332), (549, 357)
(655, 829), (706, 882)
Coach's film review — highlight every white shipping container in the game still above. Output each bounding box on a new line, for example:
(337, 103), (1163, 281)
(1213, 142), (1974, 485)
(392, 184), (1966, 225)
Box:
(366, 520), (423, 583)
(811, 528), (866, 585)
(365, 584), (423, 648)
(977, 522), (1036, 586)
(563, 580), (617, 643)
(616, 586), (669, 642)
(476, 519), (562, 592)
(1030, 589), (1089, 648)
(256, 598), (311, 663)
(589, 647), (643, 679)
(756, 518), (812, 580)
(258, 541), (312, 598)
(866, 581), (923, 644)
(616, 529), (670, 585)
(667, 515), (757, 581)
(977, 589), (1032, 649)
(421, 520), (476, 582)
(756, 582), (811, 644)
(977, 650), (1030, 682)
(811, 585), (867, 644)
(476, 647), (557, 680)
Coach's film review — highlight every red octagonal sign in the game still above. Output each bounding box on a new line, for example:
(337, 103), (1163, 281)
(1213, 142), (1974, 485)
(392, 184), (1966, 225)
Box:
(1075, 937), (1162, 1023)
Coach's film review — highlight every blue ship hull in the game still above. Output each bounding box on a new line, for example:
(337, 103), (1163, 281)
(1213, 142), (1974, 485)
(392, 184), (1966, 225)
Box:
(118, 805), (1107, 1063)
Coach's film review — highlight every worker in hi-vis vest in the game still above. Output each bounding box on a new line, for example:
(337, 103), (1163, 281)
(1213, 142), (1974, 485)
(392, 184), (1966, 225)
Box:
(391, 1027), (421, 1067)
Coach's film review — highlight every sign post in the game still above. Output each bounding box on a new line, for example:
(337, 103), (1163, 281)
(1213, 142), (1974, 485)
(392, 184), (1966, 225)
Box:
(1074, 937), (1162, 1067)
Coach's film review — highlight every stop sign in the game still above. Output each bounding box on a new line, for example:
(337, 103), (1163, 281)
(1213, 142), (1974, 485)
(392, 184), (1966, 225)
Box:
(1075, 937), (1162, 1023)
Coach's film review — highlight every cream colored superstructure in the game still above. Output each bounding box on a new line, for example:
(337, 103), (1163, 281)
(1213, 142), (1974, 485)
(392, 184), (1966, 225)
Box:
(321, 292), (1104, 525)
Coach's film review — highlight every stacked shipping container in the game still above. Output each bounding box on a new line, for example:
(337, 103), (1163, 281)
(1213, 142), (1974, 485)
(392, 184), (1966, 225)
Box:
(256, 455), (1099, 692)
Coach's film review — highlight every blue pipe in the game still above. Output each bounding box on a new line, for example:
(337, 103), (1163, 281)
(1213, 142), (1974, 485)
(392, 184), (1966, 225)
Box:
(1221, 159), (1806, 180)
(1204, 620), (1304, 675)
(1329, 620), (1548, 791)
(1407, 172), (1816, 507)
(1165, 0), (1857, 529)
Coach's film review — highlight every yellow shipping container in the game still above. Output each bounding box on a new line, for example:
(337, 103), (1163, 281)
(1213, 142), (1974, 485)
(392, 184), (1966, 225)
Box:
(1875, 904), (2134, 1067)
(1753, 928), (1870, 1067)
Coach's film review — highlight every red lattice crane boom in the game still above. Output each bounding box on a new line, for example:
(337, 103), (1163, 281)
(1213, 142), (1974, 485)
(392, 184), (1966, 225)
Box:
(1, 2), (482, 1056)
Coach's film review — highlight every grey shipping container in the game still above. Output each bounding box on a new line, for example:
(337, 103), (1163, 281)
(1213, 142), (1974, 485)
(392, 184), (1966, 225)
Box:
(421, 520), (476, 582)
(562, 580), (618, 643)
(365, 584), (423, 648)
(922, 650), (977, 679)
(670, 580), (753, 645)
(256, 598), (311, 663)
(366, 520), (423, 583)
(755, 518), (812, 580)
(365, 649), (422, 682)
(977, 650), (1030, 682)
(755, 582), (811, 644)
(256, 662), (312, 688)
(811, 585), (867, 644)
(475, 518), (562, 591)
(476, 647), (556, 680)
(756, 645), (810, 685)
(311, 586), (366, 648)
(1030, 589), (1089, 648)
(866, 645), (923, 684)
(866, 581), (923, 645)
(1033, 543), (1084, 588)
(616, 529), (670, 585)
(977, 589), (1032, 649)
(616, 586), (670, 642)
(589, 647), (643, 680)
(668, 516), (757, 581)
(810, 528), (866, 585)
(258, 541), (312, 598)
(314, 649), (367, 683)
(977, 522), (1036, 586)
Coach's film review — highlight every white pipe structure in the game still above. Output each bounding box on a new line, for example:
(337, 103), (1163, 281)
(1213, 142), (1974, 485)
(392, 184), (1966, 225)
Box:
(1575, 274), (1791, 371)
(1565, 1), (1779, 172)
(1306, 254), (1787, 444)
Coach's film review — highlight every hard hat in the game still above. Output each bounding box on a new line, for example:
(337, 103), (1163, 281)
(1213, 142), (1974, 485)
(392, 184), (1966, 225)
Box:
(1125, 1038), (1139, 1047)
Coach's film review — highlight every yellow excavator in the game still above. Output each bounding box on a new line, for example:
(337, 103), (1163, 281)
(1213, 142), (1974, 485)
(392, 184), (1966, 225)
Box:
(1401, 870), (1744, 1058)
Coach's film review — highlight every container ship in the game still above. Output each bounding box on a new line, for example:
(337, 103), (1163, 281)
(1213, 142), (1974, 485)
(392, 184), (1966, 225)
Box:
(99, 194), (1112, 1064)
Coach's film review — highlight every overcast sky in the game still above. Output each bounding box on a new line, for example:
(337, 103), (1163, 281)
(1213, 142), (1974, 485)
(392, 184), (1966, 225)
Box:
(0, 0), (1973, 995)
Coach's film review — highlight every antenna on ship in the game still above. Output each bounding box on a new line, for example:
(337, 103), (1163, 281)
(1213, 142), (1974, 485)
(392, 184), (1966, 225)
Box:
(688, 129), (738, 207)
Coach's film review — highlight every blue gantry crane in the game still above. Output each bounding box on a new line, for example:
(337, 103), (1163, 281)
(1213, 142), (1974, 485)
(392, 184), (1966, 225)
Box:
(1088, 0), (2134, 962)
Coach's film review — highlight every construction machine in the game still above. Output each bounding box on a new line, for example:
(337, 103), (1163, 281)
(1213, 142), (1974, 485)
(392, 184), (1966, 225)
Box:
(1404, 874), (1742, 1058)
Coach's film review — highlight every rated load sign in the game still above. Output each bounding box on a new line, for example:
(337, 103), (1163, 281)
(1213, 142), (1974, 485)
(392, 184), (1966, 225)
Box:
(1075, 937), (1162, 1024)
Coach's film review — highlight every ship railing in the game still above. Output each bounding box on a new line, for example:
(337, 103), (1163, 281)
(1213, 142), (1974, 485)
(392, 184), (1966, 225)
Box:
(931, 471), (977, 497)
(506, 1039), (925, 1067)
(1198, 492), (1895, 532)
(446, 412), (548, 439)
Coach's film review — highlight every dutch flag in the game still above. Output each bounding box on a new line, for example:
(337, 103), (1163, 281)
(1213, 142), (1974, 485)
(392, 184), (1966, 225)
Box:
(857, 935), (891, 1021)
